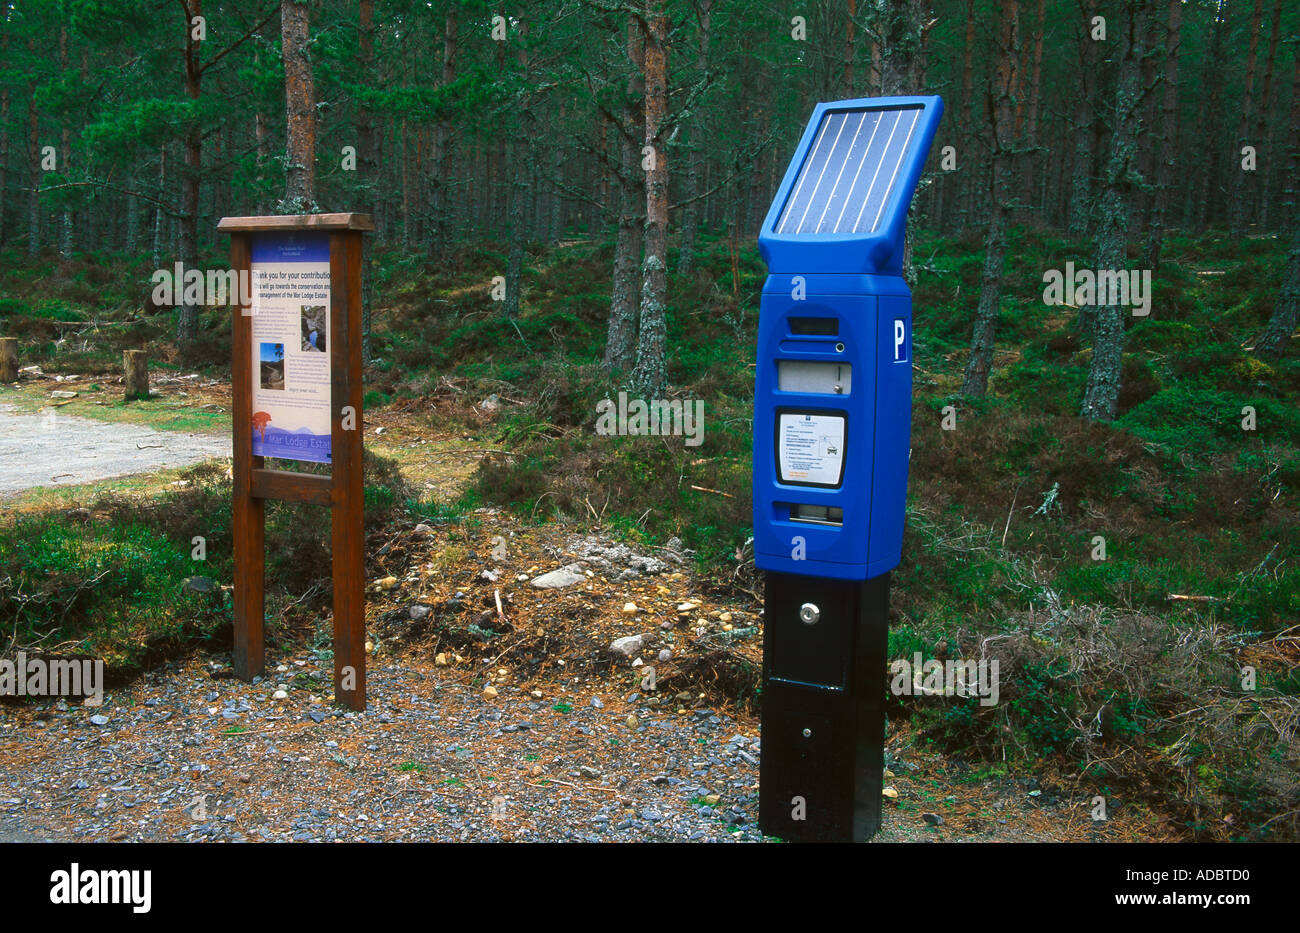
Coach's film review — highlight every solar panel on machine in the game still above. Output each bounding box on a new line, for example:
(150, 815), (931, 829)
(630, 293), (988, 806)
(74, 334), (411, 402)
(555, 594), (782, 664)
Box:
(775, 106), (923, 237)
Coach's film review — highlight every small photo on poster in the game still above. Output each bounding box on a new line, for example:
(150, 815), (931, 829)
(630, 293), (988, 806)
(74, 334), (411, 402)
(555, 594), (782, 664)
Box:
(259, 342), (285, 390)
(300, 305), (327, 352)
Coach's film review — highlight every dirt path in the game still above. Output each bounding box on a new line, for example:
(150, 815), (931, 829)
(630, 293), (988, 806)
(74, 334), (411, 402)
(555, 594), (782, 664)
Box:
(0, 407), (230, 497)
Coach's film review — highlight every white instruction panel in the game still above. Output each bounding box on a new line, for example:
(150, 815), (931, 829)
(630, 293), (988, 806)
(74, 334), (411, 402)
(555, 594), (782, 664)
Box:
(777, 412), (846, 486)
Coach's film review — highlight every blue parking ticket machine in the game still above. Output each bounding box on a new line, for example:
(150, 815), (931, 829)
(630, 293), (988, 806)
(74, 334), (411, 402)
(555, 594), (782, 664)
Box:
(753, 96), (943, 842)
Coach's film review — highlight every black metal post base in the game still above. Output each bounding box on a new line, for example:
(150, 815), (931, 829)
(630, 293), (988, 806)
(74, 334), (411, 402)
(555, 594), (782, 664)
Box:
(759, 570), (890, 843)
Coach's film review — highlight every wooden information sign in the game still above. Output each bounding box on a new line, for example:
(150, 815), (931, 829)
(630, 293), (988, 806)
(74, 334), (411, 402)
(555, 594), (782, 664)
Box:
(217, 213), (374, 711)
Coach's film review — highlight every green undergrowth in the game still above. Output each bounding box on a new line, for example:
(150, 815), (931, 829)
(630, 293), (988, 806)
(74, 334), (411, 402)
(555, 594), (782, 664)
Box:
(0, 451), (450, 684)
(1, 226), (1297, 838)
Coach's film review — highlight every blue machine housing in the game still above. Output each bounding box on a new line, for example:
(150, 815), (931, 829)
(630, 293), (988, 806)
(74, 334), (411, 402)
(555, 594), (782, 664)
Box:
(753, 96), (943, 581)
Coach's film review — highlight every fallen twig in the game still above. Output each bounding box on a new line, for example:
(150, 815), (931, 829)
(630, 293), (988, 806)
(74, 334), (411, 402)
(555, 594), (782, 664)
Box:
(690, 484), (733, 498)
(525, 779), (618, 794)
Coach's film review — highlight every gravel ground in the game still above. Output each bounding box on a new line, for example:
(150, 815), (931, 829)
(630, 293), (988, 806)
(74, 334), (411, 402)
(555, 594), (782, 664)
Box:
(0, 652), (768, 843)
(0, 409), (230, 496)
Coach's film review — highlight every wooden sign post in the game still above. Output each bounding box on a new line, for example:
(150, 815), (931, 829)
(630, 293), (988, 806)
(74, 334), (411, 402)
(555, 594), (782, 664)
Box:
(218, 213), (374, 711)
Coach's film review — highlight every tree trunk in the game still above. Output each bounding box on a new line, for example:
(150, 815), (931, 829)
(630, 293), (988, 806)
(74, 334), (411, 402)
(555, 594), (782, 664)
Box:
(1229, 0), (1264, 233)
(429, 3), (458, 255)
(282, 0), (316, 210)
(58, 26), (73, 258)
(358, 0), (376, 360)
(0, 48), (9, 246)
(1020, 0), (1044, 224)
(677, 0), (711, 275)
(1255, 51), (1300, 359)
(505, 21), (531, 321)
(1081, 3), (1145, 422)
(506, 135), (525, 320)
(961, 205), (1007, 396)
(957, 0), (975, 230)
(843, 0), (857, 95)
(175, 1), (203, 343)
(152, 149), (166, 269)
(1069, 0), (1097, 239)
(1192, 7), (1228, 231)
(1256, 227), (1300, 359)
(1256, 0), (1283, 228)
(26, 73), (39, 259)
(401, 119), (412, 250)
(880, 0), (924, 94)
(605, 17), (644, 373)
(0, 338), (17, 383)
(124, 350), (149, 401)
(961, 0), (1017, 397)
(630, 2), (668, 399)
(1143, 0), (1181, 272)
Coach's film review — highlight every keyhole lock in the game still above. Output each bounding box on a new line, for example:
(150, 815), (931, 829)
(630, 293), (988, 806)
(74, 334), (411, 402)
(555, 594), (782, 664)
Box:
(799, 602), (820, 625)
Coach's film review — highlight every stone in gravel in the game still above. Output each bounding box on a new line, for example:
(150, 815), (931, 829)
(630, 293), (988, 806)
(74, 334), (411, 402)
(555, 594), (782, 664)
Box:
(590, 697), (603, 709)
(483, 686), (499, 699)
(435, 652), (449, 666)
(88, 715), (109, 726)
(408, 604), (432, 621)
(309, 710), (327, 723)
(530, 564), (587, 589)
(658, 649), (671, 662)
(412, 523), (433, 536)
(625, 714), (638, 729)
(579, 766), (602, 780)
(622, 602), (638, 614)
(609, 634), (644, 657)
(923, 812), (944, 826)
(272, 690), (288, 700)
(640, 808), (663, 822)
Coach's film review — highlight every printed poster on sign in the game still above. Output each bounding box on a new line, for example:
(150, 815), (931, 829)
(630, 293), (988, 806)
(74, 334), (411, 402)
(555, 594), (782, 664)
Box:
(777, 411), (846, 487)
(249, 233), (332, 463)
